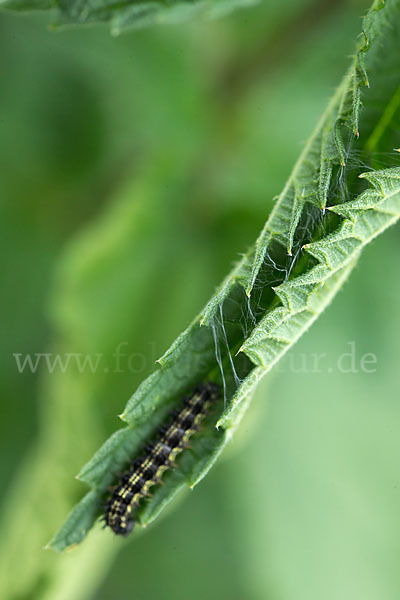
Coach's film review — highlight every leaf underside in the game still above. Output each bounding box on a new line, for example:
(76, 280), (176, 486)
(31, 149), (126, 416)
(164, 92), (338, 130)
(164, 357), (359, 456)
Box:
(50, 0), (400, 552)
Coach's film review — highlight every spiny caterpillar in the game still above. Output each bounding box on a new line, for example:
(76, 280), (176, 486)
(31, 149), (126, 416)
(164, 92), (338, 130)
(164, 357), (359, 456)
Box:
(104, 381), (220, 536)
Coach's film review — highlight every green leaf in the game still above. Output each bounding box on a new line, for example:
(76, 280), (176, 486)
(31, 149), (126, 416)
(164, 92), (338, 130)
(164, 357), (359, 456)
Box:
(50, 0), (400, 551)
(0, 0), (262, 31)
(0, 0), (55, 9)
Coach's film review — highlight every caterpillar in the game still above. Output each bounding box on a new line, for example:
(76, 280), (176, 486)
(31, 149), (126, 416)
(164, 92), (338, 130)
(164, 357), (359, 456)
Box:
(103, 381), (221, 536)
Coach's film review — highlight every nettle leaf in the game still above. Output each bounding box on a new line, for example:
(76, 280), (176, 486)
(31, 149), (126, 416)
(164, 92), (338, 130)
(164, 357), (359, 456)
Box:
(50, 0), (400, 552)
(0, 0), (261, 32)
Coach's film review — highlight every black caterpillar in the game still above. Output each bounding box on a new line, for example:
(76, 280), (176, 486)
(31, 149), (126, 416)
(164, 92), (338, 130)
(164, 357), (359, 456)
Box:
(104, 381), (220, 536)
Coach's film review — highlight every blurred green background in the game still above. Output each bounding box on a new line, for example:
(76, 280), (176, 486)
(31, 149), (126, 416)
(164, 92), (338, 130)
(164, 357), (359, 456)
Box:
(1, 0), (400, 598)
